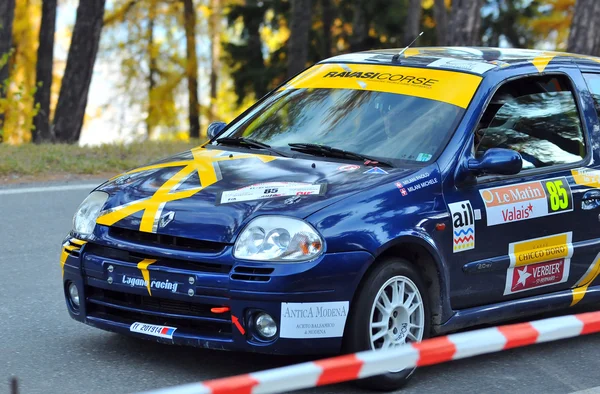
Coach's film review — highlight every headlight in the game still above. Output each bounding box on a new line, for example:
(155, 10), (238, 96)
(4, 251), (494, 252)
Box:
(234, 216), (324, 262)
(72, 191), (109, 236)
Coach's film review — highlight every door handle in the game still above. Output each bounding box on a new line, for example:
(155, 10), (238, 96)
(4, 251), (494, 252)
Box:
(582, 189), (600, 210)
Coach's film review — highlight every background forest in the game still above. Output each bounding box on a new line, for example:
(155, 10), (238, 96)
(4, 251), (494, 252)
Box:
(0, 0), (597, 146)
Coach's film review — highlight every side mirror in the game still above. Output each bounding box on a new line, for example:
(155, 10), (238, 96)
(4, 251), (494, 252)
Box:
(468, 148), (522, 176)
(207, 121), (227, 140)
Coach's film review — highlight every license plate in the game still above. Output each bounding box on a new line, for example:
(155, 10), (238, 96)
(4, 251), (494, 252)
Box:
(130, 322), (177, 339)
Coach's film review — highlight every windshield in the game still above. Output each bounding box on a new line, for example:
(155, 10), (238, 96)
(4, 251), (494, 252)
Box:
(215, 63), (482, 164)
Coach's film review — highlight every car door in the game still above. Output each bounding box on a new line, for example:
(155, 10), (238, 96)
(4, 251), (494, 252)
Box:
(442, 70), (600, 310)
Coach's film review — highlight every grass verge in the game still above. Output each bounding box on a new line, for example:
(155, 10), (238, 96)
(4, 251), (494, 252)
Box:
(0, 140), (203, 182)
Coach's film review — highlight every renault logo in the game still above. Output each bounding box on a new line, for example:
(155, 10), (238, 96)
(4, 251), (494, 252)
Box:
(158, 211), (175, 228)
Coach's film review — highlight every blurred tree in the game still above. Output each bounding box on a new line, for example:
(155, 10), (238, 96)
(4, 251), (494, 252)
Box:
(287, 0), (312, 78)
(183, 0), (200, 139)
(482, 0), (540, 48)
(147, 0), (158, 137)
(32, 0), (57, 143)
(404, 0), (423, 45)
(319, 0), (333, 58)
(448, 0), (484, 46)
(349, 0), (368, 51)
(3, 0), (40, 144)
(433, 0), (448, 46)
(530, 0), (574, 51)
(0, 0), (16, 141)
(54, 0), (106, 143)
(209, 0), (222, 122)
(225, 1), (272, 104)
(567, 0), (600, 55)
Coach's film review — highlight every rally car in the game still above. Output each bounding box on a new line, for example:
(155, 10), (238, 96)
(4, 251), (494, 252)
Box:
(62, 47), (600, 390)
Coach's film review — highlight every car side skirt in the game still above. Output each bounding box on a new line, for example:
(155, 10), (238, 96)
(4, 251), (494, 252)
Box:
(437, 285), (600, 334)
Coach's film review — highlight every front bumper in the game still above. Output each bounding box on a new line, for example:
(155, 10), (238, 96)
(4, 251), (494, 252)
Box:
(61, 233), (373, 355)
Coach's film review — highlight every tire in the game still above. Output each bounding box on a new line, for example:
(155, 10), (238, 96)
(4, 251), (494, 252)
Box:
(344, 257), (431, 391)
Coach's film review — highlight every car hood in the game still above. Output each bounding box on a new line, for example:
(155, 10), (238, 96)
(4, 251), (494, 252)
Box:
(95, 147), (419, 244)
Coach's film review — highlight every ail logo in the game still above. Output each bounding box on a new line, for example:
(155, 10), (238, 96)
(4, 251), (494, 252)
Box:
(448, 200), (475, 253)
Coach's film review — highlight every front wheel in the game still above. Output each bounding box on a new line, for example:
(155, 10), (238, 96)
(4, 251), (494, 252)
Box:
(344, 257), (431, 391)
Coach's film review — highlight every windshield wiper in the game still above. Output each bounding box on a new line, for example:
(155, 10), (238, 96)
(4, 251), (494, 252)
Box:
(288, 143), (393, 167)
(216, 137), (288, 157)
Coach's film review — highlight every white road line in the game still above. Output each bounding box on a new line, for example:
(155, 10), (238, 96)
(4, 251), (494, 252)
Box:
(0, 183), (99, 195)
(571, 387), (600, 394)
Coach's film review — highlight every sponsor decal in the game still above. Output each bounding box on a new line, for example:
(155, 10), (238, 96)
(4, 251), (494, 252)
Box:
(504, 232), (573, 295)
(130, 322), (177, 339)
(449, 201), (475, 253)
(416, 153), (433, 162)
(427, 58), (497, 74)
(338, 164), (360, 172)
(218, 182), (326, 204)
(280, 301), (349, 339)
(284, 63), (482, 109)
(480, 177), (572, 226)
(323, 70), (439, 87)
(121, 274), (180, 294)
(363, 167), (388, 175)
(571, 168), (600, 188)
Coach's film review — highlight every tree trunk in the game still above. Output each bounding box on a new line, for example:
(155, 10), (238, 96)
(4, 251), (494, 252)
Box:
(183, 0), (200, 139)
(433, 0), (448, 46)
(287, 0), (312, 79)
(0, 0), (16, 141)
(320, 0), (333, 58)
(53, 0), (106, 143)
(32, 0), (57, 144)
(350, 0), (368, 52)
(147, 0), (157, 138)
(448, 0), (483, 46)
(567, 0), (600, 56)
(403, 0), (422, 46)
(209, 0), (221, 122)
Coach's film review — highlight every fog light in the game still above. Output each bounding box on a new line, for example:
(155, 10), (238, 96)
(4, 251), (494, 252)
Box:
(255, 313), (277, 339)
(68, 282), (80, 307)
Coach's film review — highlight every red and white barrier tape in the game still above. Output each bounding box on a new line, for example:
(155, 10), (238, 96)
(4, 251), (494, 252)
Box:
(139, 310), (600, 394)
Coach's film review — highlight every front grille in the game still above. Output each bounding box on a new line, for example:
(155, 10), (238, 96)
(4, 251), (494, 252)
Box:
(230, 266), (274, 282)
(85, 243), (229, 274)
(109, 226), (227, 254)
(86, 286), (232, 337)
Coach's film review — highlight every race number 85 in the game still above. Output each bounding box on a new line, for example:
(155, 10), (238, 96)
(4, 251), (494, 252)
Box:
(544, 178), (572, 212)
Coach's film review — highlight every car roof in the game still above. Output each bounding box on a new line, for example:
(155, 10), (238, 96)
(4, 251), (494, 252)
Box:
(319, 47), (600, 75)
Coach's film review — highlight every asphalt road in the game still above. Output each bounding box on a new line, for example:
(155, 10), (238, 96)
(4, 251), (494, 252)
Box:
(2, 182), (600, 394)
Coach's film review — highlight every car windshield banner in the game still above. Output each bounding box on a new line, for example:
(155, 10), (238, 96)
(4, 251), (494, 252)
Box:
(282, 63), (483, 108)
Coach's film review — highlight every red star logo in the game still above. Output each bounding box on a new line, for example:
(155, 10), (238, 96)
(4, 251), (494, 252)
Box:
(527, 203), (533, 212)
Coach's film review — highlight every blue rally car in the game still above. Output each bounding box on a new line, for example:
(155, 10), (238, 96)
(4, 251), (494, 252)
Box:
(62, 47), (600, 390)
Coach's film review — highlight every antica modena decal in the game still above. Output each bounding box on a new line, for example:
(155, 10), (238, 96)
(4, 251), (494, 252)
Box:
(504, 232), (573, 295)
(480, 177), (572, 226)
(448, 200), (475, 253)
(280, 301), (349, 339)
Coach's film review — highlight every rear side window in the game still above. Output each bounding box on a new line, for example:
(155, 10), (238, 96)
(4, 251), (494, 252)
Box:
(475, 75), (586, 170)
(583, 73), (600, 117)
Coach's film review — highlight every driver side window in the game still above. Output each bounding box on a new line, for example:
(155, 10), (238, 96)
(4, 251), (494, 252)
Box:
(474, 75), (586, 172)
